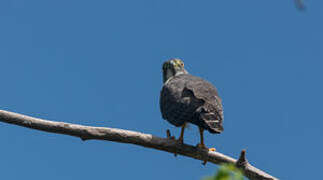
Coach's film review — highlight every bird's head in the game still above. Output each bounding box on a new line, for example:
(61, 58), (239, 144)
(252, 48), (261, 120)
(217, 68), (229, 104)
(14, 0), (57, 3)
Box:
(162, 58), (188, 83)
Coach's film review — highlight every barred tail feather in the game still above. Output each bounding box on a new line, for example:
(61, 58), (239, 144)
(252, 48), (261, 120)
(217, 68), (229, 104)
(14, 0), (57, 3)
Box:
(200, 112), (223, 134)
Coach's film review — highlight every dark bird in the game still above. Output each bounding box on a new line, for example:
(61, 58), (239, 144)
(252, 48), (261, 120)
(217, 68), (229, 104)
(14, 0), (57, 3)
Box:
(160, 58), (223, 151)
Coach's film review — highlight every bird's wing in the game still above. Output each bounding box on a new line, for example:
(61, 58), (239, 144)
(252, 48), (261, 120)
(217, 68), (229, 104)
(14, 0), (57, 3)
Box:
(183, 75), (219, 101)
(181, 74), (224, 133)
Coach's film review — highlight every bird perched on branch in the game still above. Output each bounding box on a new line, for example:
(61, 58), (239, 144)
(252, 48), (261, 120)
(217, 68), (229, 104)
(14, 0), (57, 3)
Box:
(160, 58), (223, 152)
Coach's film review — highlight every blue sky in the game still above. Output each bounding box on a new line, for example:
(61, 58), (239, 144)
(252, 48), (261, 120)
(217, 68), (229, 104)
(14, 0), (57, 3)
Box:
(0, 0), (322, 180)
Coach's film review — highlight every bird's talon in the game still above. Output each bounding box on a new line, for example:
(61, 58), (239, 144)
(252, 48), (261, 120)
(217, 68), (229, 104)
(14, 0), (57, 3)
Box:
(196, 144), (215, 152)
(196, 143), (207, 149)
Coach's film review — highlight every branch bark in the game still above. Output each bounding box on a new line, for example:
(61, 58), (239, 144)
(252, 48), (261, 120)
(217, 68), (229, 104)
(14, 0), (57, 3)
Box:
(0, 110), (278, 180)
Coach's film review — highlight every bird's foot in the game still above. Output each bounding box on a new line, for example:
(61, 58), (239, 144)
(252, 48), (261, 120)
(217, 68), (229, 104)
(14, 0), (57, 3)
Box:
(196, 143), (206, 149)
(196, 144), (216, 165)
(196, 143), (216, 152)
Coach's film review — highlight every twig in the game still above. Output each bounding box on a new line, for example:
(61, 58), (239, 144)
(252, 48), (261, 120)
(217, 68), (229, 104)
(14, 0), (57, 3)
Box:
(0, 110), (278, 180)
(236, 149), (248, 168)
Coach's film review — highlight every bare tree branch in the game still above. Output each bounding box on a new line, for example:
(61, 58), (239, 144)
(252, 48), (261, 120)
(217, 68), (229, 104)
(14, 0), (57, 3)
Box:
(0, 110), (278, 180)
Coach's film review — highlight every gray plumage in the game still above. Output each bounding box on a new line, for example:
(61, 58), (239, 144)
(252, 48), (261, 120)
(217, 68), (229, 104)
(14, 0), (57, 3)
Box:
(160, 60), (223, 134)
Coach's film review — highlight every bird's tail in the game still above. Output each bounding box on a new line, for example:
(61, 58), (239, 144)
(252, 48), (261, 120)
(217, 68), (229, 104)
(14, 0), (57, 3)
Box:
(199, 112), (223, 134)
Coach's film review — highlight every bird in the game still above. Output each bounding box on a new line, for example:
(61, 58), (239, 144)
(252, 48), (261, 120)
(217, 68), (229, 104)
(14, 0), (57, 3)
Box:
(160, 58), (223, 152)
